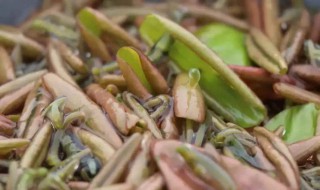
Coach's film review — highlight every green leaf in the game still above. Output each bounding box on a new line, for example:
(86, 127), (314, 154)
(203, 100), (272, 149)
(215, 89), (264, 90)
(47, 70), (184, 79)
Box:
(117, 47), (153, 92)
(77, 8), (111, 61)
(266, 103), (319, 144)
(77, 8), (102, 36)
(195, 24), (250, 66)
(77, 8), (140, 48)
(139, 14), (265, 127)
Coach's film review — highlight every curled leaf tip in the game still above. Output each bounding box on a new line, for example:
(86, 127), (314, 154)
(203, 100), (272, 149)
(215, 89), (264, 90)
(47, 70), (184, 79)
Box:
(42, 97), (67, 129)
(188, 68), (201, 88)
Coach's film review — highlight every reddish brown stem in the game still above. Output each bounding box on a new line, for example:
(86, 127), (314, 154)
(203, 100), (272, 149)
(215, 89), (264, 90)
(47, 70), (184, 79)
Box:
(229, 65), (277, 84)
(229, 65), (297, 85)
(274, 82), (320, 104)
(262, 0), (281, 47)
(245, 82), (281, 100)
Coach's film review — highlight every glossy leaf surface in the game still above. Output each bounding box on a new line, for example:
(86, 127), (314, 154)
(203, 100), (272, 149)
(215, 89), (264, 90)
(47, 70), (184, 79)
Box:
(266, 103), (319, 143)
(195, 23), (250, 66)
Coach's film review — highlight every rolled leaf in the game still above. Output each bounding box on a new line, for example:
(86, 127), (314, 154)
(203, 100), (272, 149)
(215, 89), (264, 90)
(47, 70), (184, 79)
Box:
(289, 136), (320, 163)
(262, 0), (282, 47)
(0, 138), (30, 156)
(0, 70), (47, 98)
(117, 46), (168, 99)
(0, 46), (15, 84)
(0, 82), (34, 115)
(273, 82), (320, 104)
(152, 140), (215, 190)
(77, 7), (140, 61)
(177, 145), (236, 190)
(78, 20), (112, 61)
(20, 122), (52, 168)
(74, 128), (115, 165)
(17, 82), (51, 140)
(254, 127), (300, 189)
(89, 133), (142, 188)
(246, 28), (287, 74)
(53, 39), (88, 75)
(47, 42), (78, 87)
(86, 83), (140, 135)
(0, 30), (44, 59)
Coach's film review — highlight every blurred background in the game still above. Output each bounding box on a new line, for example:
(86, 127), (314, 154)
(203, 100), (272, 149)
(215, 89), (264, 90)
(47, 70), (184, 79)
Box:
(0, 0), (43, 25)
(0, 0), (319, 25)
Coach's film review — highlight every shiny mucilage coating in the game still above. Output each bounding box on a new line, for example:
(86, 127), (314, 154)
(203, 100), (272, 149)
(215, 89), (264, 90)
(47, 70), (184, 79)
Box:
(0, 0), (320, 189)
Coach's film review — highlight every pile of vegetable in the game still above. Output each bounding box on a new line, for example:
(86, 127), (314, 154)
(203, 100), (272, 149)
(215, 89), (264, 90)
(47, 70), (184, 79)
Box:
(0, 0), (319, 189)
